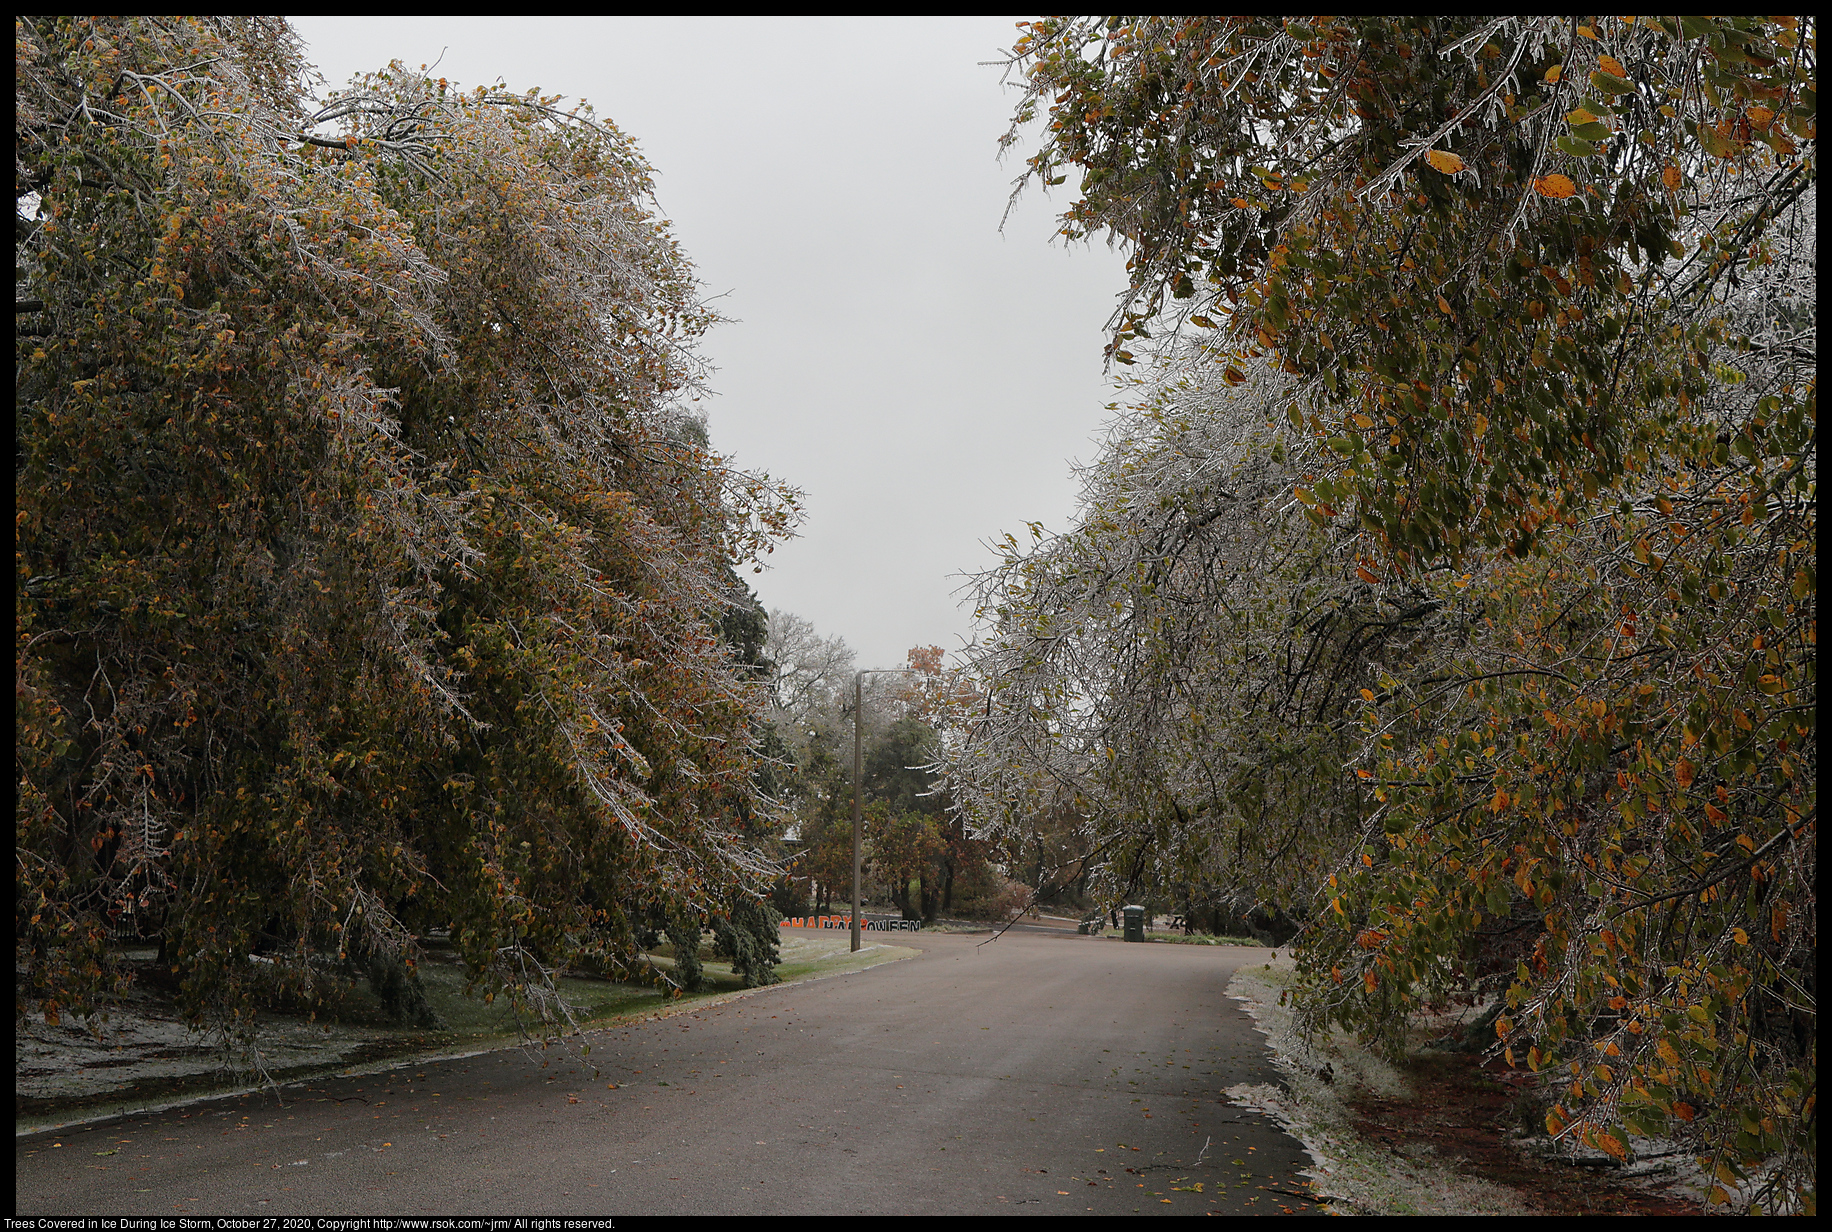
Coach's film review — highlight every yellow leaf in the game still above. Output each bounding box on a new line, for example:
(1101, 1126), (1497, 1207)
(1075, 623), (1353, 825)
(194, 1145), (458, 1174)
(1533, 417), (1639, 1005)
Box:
(1437, 294), (1453, 315)
(1424, 149), (1465, 174)
(1473, 413), (1489, 437)
(1567, 107), (1600, 125)
(1544, 64), (1563, 83)
(1595, 1130), (1627, 1160)
(1359, 688), (1376, 702)
(1746, 105), (1774, 128)
(1353, 413), (1374, 428)
(1662, 164), (1683, 191)
(1534, 174), (1579, 199)
(1598, 54), (1627, 78)
(1732, 927), (1749, 945)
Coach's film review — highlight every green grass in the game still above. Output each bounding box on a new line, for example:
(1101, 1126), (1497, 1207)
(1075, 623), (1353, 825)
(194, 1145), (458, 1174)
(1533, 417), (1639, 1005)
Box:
(346, 933), (911, 1040)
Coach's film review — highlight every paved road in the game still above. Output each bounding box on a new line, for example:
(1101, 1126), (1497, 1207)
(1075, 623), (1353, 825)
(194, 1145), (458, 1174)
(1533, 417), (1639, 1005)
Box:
(16, 930), (1322, 1216)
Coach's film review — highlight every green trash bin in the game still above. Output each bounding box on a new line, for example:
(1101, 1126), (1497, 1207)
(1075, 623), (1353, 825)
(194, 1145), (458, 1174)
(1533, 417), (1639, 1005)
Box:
(1122, 904), (1146, 943)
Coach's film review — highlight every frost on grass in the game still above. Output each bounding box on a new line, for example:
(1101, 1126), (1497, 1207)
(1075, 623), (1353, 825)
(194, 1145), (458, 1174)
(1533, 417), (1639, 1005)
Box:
(1224, 956), (1534, 1216)
(16, 1003), (397, 1108)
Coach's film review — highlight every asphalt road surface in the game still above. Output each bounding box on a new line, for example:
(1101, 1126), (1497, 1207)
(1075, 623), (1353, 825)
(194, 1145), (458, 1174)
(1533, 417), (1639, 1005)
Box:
(16, 928), (1324, 1216)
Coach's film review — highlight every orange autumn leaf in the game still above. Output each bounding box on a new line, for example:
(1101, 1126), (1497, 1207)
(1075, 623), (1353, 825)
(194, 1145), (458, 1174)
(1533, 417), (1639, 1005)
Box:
(1424, 149), (1464, 174)
(1534, 174), (1578, 199)
(1662, 164), (1683, 191)
(1597, 54), (1627, 79)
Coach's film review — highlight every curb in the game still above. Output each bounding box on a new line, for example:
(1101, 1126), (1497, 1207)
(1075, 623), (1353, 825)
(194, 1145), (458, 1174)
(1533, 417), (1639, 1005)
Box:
(16, 941), (918, 1140)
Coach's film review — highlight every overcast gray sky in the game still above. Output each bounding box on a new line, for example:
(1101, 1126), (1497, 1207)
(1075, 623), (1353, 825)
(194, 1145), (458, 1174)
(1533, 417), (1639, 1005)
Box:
(290, 15), (1128, 670)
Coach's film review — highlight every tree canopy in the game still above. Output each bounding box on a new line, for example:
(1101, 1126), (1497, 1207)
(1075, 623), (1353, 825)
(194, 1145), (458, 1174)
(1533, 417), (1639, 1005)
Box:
(17, 16), (799, 1038)
(955, 15), (1814, 1211)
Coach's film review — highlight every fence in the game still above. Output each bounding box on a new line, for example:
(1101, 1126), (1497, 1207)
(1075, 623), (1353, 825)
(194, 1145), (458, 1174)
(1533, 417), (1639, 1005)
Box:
(781, 914), (922, 933)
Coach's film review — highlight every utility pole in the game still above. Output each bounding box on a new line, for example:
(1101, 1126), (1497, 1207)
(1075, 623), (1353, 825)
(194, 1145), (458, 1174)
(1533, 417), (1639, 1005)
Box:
(852, 668), (917, 952)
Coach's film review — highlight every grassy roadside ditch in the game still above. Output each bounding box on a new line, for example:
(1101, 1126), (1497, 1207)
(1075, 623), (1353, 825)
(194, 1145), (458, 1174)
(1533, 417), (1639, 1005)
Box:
(16, 929), (913, 1136)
